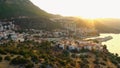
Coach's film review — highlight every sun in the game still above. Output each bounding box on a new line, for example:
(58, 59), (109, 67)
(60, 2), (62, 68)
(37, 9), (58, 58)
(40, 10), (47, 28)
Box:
(81, 16), (99, 19)
(76, 16), (98, 20)
(75, 12), (106, 19)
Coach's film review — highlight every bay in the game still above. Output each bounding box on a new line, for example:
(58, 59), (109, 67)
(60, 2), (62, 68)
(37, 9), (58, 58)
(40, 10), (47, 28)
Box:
(88, 33), (120, 55)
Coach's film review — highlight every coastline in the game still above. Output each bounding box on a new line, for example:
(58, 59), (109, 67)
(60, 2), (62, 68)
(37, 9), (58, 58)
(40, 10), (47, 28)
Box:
(84, 33), (114, 42)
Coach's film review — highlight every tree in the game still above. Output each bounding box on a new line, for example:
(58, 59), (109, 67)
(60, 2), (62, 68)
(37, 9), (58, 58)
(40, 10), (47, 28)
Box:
(82, 58), (89, 64)
(4, 56), (11, 61)
(25, 63), (34, 68)
(62, 50), (70, 57)
(0, 56), (2, 62)
(115, 53), (118, 57)
(31, 55), (39, 64)
(10, 56), (30, 65)
(0, 48), (7, 55)
(93, 58), (99, 64)
(93, 39), (99, 43)
(83, 64), (89, 68)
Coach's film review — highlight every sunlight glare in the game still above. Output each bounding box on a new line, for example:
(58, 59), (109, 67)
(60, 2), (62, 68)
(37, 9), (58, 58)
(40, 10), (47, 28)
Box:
(30, 0), (120, 19)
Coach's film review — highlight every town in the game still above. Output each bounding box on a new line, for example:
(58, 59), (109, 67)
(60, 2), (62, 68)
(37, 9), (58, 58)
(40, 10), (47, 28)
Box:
(0, 19), (118, 68)
(0, 0), (120, 68)
(0, 21), (105, 53)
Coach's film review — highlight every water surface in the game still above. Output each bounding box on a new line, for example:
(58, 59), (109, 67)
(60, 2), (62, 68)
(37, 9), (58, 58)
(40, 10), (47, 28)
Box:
(90, 33), (120, 55)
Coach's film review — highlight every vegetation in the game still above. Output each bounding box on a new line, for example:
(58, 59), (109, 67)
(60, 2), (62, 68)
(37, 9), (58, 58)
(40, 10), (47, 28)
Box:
(94, 19), (120, 33)
(0, 41), (119, 68)
(4, 56), (11, 61)
(0, 0), (62, 30)
(0, 0), (93, 31)
(10, 56), (30, 65)
(0, 0), (119, 33)
(0, 56), (2, 62)
(0, 0), (51, 18)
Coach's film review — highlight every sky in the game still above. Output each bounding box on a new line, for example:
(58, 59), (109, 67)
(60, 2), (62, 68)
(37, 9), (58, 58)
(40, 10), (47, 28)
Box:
(30, 0), (120, 19)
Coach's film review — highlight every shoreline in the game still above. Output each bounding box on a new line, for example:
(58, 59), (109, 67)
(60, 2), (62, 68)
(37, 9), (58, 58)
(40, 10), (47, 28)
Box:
(84, 34), (113, 43)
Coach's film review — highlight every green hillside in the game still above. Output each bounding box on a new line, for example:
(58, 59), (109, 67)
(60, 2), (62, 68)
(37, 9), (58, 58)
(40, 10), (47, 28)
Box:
(0, 0), (52, 18)
(0, 0), (94, 31)
(0, 0), (62, 30)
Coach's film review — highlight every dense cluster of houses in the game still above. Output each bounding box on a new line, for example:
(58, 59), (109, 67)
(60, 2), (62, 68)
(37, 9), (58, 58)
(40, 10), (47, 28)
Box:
(0, 21), (14, 31)
(25, 28), (100, 53)
(0, 21), (104, 53)
(28, 29), (69, 38)
(0, 21), (69, 44)
(0, 21), (25, 44)
(55, 39), (104, 51)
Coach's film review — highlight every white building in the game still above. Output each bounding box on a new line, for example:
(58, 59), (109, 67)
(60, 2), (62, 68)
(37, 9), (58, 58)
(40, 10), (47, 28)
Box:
(68, 45), (75, 50)
(0, 24), (3, 31)
(11, 34), (17, 40)
(76, 46), (82, 51)
(17, 38), (25, 42)
(58, 44), (65, 49)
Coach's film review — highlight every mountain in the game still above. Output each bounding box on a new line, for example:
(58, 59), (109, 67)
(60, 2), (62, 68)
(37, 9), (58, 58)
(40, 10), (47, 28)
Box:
(0, 0), (52, 18)
(94, 18), (120, 33)
(0, 0), (62, 30)
(0, 0), (95, 31)
(1, 0), (118, 33)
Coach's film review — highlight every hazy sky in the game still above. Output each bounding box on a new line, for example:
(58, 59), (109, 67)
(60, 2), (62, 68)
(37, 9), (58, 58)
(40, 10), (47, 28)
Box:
(30, 0), (120, 19)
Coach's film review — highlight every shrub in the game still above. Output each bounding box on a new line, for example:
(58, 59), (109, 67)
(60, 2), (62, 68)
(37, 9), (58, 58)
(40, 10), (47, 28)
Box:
(10, 56), (30, 65)
(31, 55), (39, 64)
(0, 49), (7, 55)
(100, 62), (106, 66)
(103, 58), (107, 61)
(4, 56), (11, 61)
(93, 59), (99, 64)
(0, 56), (2, 62)
(82, 58), (89, 64)
(25, 63), (34, 68)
